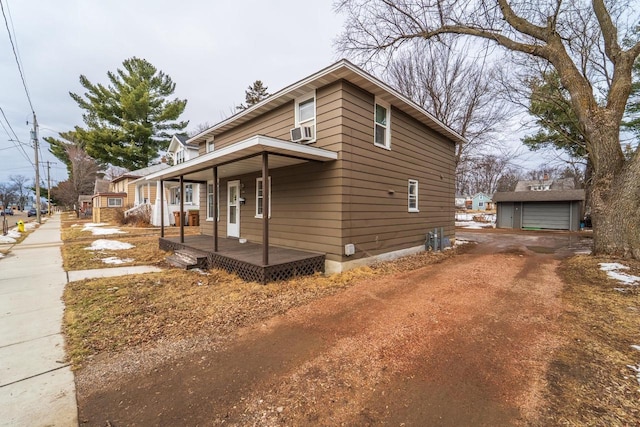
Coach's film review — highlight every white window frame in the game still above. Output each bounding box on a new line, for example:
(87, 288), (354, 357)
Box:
(255, 177), (272, 218)
(184, 183), (193, 204)
(107, 197), (123, 207)
(206, 180), (220, 221)
(206, 138), (214, 153)
(374, 98), (391, 150)
(408, 179), (419, 212)
(175, 149), (185, 164)
(294, 91), (316, 142)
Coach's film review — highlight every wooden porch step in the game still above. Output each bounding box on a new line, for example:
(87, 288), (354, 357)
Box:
(166, 249), (208, 270)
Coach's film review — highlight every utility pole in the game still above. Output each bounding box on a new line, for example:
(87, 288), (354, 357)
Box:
(32, 113), (41, 224)
(46, 160), (52, 216)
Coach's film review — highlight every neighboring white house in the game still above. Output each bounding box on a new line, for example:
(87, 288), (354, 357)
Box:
(150, 134), (201, 226)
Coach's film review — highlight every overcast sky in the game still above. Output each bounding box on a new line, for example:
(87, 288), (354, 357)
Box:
(0, 0), (345, 185)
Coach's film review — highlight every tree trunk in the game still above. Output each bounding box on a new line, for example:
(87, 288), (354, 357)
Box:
(587, 116), (640, 260)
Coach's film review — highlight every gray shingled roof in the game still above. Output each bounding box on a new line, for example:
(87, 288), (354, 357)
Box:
(493, 189), (585, 202)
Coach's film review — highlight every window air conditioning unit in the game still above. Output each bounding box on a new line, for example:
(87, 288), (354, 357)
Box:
(290, 126), (314, 143)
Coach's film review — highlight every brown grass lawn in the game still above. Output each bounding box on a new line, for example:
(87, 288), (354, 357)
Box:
(535, 255), (640, 425)
(61, 214), (199, 271)
(60, 213), (640, 423)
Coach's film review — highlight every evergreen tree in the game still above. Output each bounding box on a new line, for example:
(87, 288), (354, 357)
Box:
(69, 57), (188, 170)
(236, 80), (269, 110)
(522, 71), (588, 160)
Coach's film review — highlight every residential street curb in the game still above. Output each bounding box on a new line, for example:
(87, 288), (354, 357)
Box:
(0, 214), (78, 427)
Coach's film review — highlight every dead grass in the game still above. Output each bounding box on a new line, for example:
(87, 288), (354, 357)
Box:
(534, 256), (640, 426)
(60, 214), (200, 270)
(62, 249), (456, 369)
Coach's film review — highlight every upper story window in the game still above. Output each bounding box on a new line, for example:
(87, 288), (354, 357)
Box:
(408, 179), (419, 212)
(206, 138), (214, 153)
(294, 91), (316, 141)
(374, 98), (391, 149)
(175, 149), (185, 164)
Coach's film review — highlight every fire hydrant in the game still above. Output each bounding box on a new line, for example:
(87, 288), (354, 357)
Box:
(17, 220), (24, 233)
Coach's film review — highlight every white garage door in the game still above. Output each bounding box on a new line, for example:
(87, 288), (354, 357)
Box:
(522, 202), (570, 230)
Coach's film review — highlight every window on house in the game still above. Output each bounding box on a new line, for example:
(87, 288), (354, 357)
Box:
(374, 98), (391, 149)
(295, 92), (316, 140)
(175, 149), (185, 164)
(408, 180), (418, 212)
(478, 201), (484, 207)
(184, 184), (193, 204)
(255, 177), (272, 218)
(207, 181), (219, 220)
(206, 138), (214, 153)
(107, 198), (122, 207)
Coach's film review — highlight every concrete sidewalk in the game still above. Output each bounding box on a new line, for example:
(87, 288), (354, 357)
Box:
(0, 214), (78, 426)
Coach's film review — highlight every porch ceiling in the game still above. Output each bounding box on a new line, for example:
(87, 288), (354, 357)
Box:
(145, 135), (338, 183)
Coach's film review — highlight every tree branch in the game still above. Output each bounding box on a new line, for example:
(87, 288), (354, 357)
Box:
(592, 0), (620, 62)
(496, 0), (549, 41)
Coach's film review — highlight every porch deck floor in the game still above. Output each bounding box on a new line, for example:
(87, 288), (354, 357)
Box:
(160, 235), (325, 283)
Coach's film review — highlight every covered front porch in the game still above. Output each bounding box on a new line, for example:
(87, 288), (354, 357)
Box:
(145, 135), (338, 283)
(160, 235), (325, 283)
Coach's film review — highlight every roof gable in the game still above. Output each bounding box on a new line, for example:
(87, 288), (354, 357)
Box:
(188, 59), (465, 148)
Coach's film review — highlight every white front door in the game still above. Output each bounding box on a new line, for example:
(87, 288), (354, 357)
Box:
(227, 180), (240, 237)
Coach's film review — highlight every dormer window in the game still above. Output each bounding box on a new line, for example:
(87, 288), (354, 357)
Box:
(175, 149), (185, 164)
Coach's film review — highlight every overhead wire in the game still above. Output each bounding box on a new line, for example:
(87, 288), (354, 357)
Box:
(1, 0), (34, 113)
(0, 105), (32, 164)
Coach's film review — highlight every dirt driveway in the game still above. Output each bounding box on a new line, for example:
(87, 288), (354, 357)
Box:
(78, 231), (588, 426)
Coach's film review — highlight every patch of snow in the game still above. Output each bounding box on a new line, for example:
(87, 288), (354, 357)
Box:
(628, 363), (640, 386)
(24, 222), (37, 230)
(88, 227), (126, 235)
(599, 262), (629, 271)
(631, 344), (640, 352)
(599, 262), (640, 285)
(6, 230), (21, 238)
(71, 224), (80, 228)
(0, 252), (4, 258)
(0, 235), (16, 244)
(101, 257), (134, 264)
(455, 221), (494, 229)
(85, 239), (134, 251)
(82, 222), (107, 228)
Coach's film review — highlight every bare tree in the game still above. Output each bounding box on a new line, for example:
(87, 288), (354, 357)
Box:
(385, 42), (509, 168)
(337, 0), (640, 259)
(9, 175), (29, 210)
(0, 182), (17, 209)
(53, 145), (102, 213)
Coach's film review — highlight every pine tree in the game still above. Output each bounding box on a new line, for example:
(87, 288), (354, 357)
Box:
(236, 80), (269, 110)
(69, 57), (188, 170)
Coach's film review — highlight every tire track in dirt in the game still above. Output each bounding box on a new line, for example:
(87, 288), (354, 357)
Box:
(78, 250), (565, 426)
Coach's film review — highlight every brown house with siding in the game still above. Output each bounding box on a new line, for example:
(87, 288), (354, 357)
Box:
(146, 60), (463, 281)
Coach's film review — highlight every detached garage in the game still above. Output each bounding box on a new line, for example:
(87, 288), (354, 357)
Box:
(493, 189), (585, 231)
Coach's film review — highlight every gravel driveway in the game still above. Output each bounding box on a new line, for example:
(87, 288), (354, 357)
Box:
(77, 230), (590, 426)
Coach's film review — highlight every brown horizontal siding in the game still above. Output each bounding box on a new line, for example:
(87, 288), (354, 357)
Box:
(192, 79), (455, 265)
(339, 82), (455, 261)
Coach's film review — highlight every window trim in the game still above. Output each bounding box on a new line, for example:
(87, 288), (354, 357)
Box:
(206, 138), (214, 153)
(408, 179), (419, 212)
(374, 98), (391, 150)
(255, 177), (272, 218)
(294, 91), (316, 142)
(206, 180), (220, 221)
(107, 197), (123, 208)
(184, 183), (193, 204)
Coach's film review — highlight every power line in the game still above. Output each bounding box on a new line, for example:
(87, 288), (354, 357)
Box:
(0, 105), (32, 164)
(1, 0), (34, 113)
